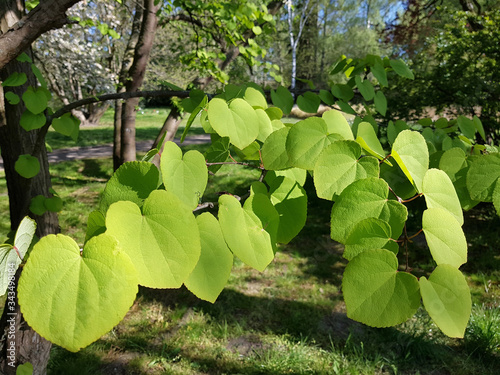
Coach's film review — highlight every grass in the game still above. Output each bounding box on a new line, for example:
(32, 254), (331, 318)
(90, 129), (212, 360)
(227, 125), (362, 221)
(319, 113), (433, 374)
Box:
(1, 124), (499, 374)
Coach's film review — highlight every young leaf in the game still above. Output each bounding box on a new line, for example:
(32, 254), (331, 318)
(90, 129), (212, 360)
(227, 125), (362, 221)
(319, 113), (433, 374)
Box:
(422, 169), (463, 225)
(389, 59), (414, 80)
(20, 110), (46, 131)
(354, 76), (375, 101)
(181, 95), (208, 143)
(314, 140), (379, 200)
(270, 86), (294, 114)
(218, 194), (276, 272)
(419, 265), (471, 338)
(373, 91), (387, 116)
(261, 127), (291, 170)
(15, 154), (40, 179)
(52, 113), (79, 138)
(342, 249), (420, 327)
(244, 86), (267, 109)
(1, 72), (27, 87)
(18, 234), (138, 352)
(422, 208), (467, 268)
(99, 161), (160, 213)
(160, 141), (208, 210)
(331, 177), (407, 243)
(207, 98), (259, 149)
(22, 86), (48, 114)
(296, 91), (320, 114)
(356, 122), (388, 163)
(255, 108), (274, 142)
(286, 117), (332, 170)
(268, 176), (307, 244)
(204, 136), (230, 174)
(343, 218), (392, 260)
(322, 110), (354, 140)
(105, 190), (201, 288)
(85, 210), (106, 243)
(391, 130), (429, 192)
(4, 91), (20, 105)
(466, 153), (500, 201)
(184, 213), (233, 303)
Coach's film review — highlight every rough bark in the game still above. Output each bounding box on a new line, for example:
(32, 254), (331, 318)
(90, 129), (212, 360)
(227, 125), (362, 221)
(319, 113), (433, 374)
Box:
(119, 0), (160, 166)
(0, 0), (81, 70)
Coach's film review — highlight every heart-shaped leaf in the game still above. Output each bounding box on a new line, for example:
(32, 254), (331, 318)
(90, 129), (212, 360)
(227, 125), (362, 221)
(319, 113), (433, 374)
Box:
(18, 233), (138, 352)
(342, 249), (420, 327)
(270, 86), (294, 114)
(419, 265), (471, 338)
(322, 110), (354, 140)
(331, 177), (407, 244)
(207, 98), (259, 149)
(218, 194), (277, 271)
(314, 140), (379, 200)
(262, 127), (291, 170)
(22, 86), (48, 114)
(422, 208), (467, 268)
(391, 130), (429, 192)
(296, 91), (320, 113)
(15, 154), (40, 178)
(184, 213), (233, 303)
(20, 110), (46, 131)
(389, 59), (414, 80)
(160, 141), (208, 210)
(105, 190), (201, 288)
(99, 161), (160, 213)
(1, 72), (27, 87)
(343, 218), (392, 260)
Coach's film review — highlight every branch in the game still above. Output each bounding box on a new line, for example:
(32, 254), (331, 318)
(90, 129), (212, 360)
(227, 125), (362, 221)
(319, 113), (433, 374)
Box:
(0, 0), (81, 70)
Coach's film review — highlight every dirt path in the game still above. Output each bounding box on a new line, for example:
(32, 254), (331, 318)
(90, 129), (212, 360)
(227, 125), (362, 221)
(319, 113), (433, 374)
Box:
(0, 135), (211, 171)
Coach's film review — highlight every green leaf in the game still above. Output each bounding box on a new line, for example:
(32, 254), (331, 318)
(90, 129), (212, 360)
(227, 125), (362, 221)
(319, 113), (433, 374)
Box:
(374, 91), (387, 116)
(296, 91), (320, 113)
(391, 130), (429, 192)
(472, 116), (485, 141)
(181, 95), (208, 143)
(31, 64), (47, 88)
(15, 154), (40, 178)
(22, 86), (48, 114)
(4, 91), (20, 105)
(265, 107), (283, 121)
(422, 208), (467, 268)
(318, 89), (335, 105)
(419, 265), (471, 338)
(314, 140), (379, 200)
(270, 86), (293, 114)
(255, 108), (274, 142)
(0, 217), (36, 296)
(331, 84), (354, 101)
(438, 147), (467, 181)
(356, 121), (388, 163)
(16, 52), (33, 63)
(184, 213), (233, 303)
(342, 249), (420, 327)
(268, 176), (307, 244)
(457, 116), (476, 139)
(218, 194), (276, 271)
(99, 161), (159, 214)
(85, 210), (106, 243)
(354, 76), (375, 101)
(16, 362), (34, 375)
(387, 120), (409, 146)
(322, 110), (354, 140)
(331, 177), (407, 243)
(336, 100), (357, 115)
(204, 136), (230, 173)
(18, 234), (138, 352)
(466, 153), (500, 201)
(389, 59), (414, 79)
(207, 98), (259, 149)
(106, 190), (201, 288)
(44, 196), (63, 212)
(52, 113), (79, 140)
(261, 127), (291, 170)
(29, 195), (47, 216)
(244, 86), (267, 109)
(344, 218), (392, 260)
(1, 72), (27, 87)
(370, 61), (388, 87)
(20, 110), (46, 131)
(493, 179), (500, 216)
(265, 168), (307, 186)
(422, 169), (463, 225)
(160, 141), (208, 210)
(286, 117), (332, 170)
(379, 162), (416, 200)
(181, 89), (205, 113)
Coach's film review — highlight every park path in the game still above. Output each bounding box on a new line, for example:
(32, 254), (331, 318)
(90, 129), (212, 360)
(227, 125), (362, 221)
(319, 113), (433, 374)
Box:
(0, 134), (211, 171)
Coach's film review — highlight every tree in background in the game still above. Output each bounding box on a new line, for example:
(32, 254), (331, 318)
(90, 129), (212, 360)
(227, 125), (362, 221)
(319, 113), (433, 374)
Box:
(385, 0), (500, 139)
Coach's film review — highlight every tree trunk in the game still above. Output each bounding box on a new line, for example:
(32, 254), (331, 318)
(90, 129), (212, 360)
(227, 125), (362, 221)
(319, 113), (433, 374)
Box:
(119, 0), (160, 166)
(113, 2), (143, 170)
(0, 2), (60, 373)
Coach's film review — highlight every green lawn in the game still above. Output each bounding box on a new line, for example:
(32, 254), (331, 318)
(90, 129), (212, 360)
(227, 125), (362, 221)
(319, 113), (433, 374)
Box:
(0, 125), (499, 374)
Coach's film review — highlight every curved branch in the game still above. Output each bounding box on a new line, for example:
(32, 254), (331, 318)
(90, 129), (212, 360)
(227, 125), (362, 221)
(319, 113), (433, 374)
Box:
(0, 0), (81, 70)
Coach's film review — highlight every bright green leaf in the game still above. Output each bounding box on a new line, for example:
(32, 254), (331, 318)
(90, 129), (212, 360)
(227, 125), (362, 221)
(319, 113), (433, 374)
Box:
(18, 234), (138, 352)
(356, 121), (388, 163)
(457, 116), (476, 139)
(270, 86), (293, 114)
(184, 213), (233, 303)
(419, 265), (471, 338)
(344, 218), (392, 260)
(85, 210), (106, 243)
(15, 154), (40, 178)
(160, 141), (208, 210)
(466, 153), (500, 201)
(20, 110), (46, 131)
(261, 127), (291, 170)
(322, 110), (354, 140)
(422, 169), (463, 225)
(22, 86), (48, 114)
(422, 208), (467, 268)
(106, 190), (201, 288)
(342, 249), (420, 327)
(244, 86), (267, 109)
(391, 130), (429, 192)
